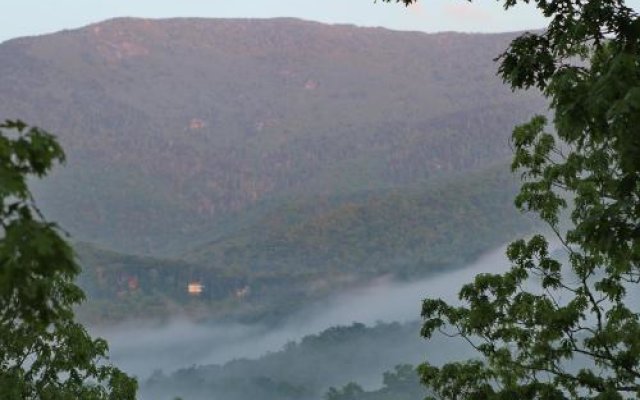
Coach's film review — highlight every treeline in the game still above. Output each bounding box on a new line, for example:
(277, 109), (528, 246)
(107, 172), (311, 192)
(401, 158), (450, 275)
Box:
(140, 322), (428, 400)
(325, 365), (425, 400)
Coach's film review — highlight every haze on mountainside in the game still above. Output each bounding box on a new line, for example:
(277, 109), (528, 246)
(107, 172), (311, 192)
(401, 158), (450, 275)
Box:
(0, 17), (545, 323)
(0, 17), (546, 327)
(0, 17), (543, 249)
(98, 246), (517, 400)
(0, 16), (546, 400)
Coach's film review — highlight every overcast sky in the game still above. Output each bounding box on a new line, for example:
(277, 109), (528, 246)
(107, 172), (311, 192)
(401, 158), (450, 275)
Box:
(0, 0), (553, 43)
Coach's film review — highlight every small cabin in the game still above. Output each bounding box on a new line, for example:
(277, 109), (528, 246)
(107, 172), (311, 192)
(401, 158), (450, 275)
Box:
(187, 282), (204, 295)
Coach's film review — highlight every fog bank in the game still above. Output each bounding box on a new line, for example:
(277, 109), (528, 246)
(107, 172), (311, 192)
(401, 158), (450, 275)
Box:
(94, 245), (513, 379)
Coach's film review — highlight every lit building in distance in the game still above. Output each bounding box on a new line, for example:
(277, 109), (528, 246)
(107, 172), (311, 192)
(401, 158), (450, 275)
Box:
(187, 282), (204, 295)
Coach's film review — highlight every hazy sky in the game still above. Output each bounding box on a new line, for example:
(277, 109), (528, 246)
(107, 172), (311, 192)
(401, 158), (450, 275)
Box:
(0, 0), (552, 43)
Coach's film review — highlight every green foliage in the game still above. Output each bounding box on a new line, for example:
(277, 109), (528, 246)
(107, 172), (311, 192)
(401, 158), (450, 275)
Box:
(326, 383), (365, 400)
(326, 365), (427, 400)
(185, 164), (530, 279)
(143, 322), (425, 400)
(0, 120), (136, 399)
(385, 0), (640, 398)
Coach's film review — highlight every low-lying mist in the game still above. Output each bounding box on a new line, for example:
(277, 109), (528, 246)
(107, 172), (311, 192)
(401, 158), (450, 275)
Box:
(93, 245), (513, 381)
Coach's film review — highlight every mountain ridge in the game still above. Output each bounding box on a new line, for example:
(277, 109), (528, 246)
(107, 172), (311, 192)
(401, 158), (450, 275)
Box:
(0, 18), (543, 322)
(0, 17), (544, 254)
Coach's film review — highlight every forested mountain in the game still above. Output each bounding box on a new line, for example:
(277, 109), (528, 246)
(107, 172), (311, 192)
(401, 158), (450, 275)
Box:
(74, 164), (532, 324)
(76, 165), (531, 322)
(0, 17), (544, 255)
(184, 164), (526, 275)
(0, 18), (546, 324)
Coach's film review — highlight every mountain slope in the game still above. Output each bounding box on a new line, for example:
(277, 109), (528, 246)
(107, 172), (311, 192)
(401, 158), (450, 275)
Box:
(75, 163), (533, 324)
(184, 163), (528, 278)
(0, 18), (544, 254)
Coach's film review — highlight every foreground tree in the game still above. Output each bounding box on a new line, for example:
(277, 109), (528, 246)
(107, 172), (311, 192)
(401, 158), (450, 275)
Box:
(384, 0), (640, 398)
(0, 120), (137, 399)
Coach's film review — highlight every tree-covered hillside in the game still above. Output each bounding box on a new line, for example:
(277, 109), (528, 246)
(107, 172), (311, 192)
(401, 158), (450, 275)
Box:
(0, 18), (544, 254)
(326, 365), (426, 400)
(184, 163), (530, 277)
(75, 163), (534, 324)
(141, 322), (428, 400)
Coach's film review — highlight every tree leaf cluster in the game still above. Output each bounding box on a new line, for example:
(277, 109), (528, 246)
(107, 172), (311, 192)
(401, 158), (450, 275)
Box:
(0, 120), (136, 399)
(383, 0), (640, 398)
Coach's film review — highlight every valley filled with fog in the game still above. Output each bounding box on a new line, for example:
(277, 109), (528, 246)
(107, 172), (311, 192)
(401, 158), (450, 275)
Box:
(92, 246), (511, 399)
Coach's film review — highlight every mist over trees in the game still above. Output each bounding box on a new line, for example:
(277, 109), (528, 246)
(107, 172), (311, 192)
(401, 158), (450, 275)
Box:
(140, 322), (427, 400)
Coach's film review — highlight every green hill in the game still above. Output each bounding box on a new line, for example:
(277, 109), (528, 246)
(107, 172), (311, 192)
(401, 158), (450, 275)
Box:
(184, 163), (528, 278)
(75, 163), (532, 324)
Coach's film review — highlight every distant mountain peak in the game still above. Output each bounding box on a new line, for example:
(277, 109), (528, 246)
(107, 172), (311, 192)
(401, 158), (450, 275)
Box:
(0, 17), (544, 254)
